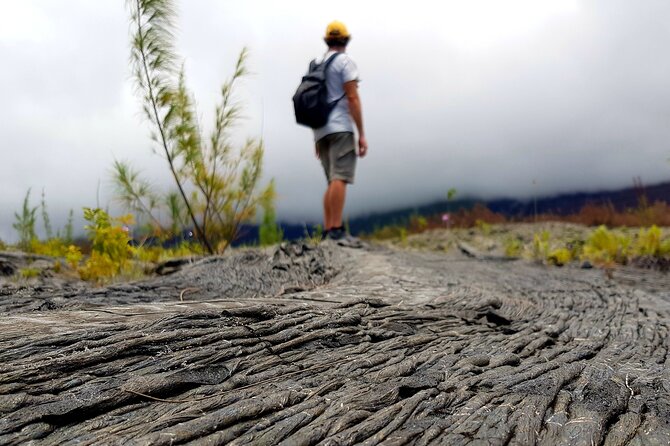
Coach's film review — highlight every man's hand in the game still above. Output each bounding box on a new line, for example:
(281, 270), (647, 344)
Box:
(344, 80), (367, 158)
(358, 135), (368, 158)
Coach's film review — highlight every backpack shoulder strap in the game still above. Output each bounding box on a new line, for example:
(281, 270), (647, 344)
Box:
(322, 52), (343, 70)
(325, 53), (347, 104)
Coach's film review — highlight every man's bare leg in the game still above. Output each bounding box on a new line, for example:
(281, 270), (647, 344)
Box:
(326, 179), (347, 230)
(323, 188), (332, 230)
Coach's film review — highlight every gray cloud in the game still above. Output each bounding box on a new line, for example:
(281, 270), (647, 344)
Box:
(1, 0), (669, 242)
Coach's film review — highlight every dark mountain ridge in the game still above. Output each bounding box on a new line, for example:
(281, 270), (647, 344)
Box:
(234, 180), (670, 244)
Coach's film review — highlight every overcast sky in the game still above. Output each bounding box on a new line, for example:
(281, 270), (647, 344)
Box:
(1, 0), (669, 242)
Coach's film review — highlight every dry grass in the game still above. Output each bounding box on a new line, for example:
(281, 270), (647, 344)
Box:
(417, 201), (670, 235)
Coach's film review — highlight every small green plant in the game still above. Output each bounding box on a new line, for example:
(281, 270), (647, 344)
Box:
(65, 245), (83, 270)
(14, 189), (77, 254)
(566, 239), (585, 260)
(303, 224), (323, 246)
(399, 227), (408, 245)
(547, 248), (572, 266)
(409, 214), (428, 232)
(85, 209), (132, 262)
(633, 225), (669, 257)
(63, 209), (75, 244)
(475, 219), (492, 236)
(532, 231), (551, 261)
(132, 242), (201, 264)
(13, 189), (38, 251)
(447, 188), (457, 202)
(258, 182), (283, 246)
(313, 224), (324, 241)
(30, 238), (70, 258)
(503, 237), (523, 257)
(20, 268), (40, 279)
(40, 189), (54, 240)
(77, 208), (134, 283)
(367, 225), (405, 241)
(581, 225), (631, 265)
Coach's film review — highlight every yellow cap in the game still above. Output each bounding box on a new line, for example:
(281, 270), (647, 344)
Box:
(325, 21), (350, 39)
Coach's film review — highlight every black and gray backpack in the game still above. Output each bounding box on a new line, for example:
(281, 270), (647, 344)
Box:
(293, 53), (344, 128)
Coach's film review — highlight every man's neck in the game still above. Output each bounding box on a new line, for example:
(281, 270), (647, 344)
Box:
(328, 46), (346, 53)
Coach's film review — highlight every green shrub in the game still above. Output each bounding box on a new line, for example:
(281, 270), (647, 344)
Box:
(30, 238), (70, 258)
(77, 208), (133, 283)
(116, 1), (274, 254)
(582, 225), (631, 265)
(503, 237), (523, 257)
(475, 219), (492, 236)
(532, 231), (551, 261)
(65, 245), (83, 270)
(633, 225), (669, 257)
(548, 248), (572, 266)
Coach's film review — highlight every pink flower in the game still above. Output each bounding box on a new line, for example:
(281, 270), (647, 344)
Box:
(442, 214), (450, 222)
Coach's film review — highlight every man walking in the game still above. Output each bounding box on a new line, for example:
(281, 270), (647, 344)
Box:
(311, 21), (367, 241)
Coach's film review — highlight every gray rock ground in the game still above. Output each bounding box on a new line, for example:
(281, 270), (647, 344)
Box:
(1, 240), (669, 445)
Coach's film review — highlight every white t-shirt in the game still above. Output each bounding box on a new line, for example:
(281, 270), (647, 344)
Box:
(312, 50), (359, 142)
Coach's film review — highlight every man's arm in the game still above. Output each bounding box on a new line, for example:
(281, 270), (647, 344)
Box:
(344, 80), (368, 158)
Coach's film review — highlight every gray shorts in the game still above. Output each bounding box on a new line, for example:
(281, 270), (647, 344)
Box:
(316, 132), (357, 184)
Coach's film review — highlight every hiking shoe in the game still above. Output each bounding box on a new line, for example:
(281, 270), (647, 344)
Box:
(326, 227), (345, 241)
(333, 233), (364, 248)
